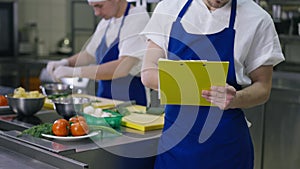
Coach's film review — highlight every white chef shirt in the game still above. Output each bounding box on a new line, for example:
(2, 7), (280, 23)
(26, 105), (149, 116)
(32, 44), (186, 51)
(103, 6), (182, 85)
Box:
(141, 0), (285, 86)
(86, 6), (150, 76)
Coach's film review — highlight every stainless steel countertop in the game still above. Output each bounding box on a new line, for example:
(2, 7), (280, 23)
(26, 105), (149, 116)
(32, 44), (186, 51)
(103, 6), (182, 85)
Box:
(0, 108), (161, 154)
(0, 145), (58, 169)
(1, 126), (161, 155)
(0, 107), (161, 169)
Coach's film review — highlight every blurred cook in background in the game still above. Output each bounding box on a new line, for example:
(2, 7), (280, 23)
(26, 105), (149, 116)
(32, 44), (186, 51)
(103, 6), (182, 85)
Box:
(46, 0), (150, 106)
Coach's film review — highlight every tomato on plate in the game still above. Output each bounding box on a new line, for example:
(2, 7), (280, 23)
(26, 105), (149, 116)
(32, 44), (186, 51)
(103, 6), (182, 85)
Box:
(52, 119), (70, 136)
(70, 121), (89, 136)
(0, 95), (8, 106)
(69, 115), (86, 124)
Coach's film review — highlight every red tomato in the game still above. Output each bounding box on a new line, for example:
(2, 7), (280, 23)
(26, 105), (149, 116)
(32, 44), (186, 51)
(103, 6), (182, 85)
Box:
(0, 95), (8, 106)
(70, 121), (89, 136)
(52, 119), (70, 136)
(69, 115), (86, 124)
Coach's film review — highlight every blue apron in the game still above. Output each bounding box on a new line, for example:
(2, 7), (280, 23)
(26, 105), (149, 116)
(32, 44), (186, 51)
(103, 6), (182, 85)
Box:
(95, 3), (147, 106)
(155, 0), (254, 168)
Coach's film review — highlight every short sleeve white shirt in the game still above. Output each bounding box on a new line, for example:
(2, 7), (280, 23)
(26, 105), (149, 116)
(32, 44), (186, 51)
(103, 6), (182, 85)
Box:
(86, 6), (150, 76)
(141, 0), (285, 86)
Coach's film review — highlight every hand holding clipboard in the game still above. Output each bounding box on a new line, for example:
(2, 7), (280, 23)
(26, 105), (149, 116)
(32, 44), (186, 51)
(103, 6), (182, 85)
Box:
(158, 59), (229, 106)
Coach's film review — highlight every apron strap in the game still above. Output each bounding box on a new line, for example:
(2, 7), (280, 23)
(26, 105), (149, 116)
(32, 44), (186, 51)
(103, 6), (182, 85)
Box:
(177, 0), (237, 29)
(101, 20), (112, 43)
(229, 0), (237, 29)
(101, 2), (131, 45)
(177, 0), (193, 21)
(117, 2), (130, 37)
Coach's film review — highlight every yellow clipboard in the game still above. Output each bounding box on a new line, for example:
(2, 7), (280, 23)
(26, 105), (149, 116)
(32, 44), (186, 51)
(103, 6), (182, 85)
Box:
(158, 59), (229, 106)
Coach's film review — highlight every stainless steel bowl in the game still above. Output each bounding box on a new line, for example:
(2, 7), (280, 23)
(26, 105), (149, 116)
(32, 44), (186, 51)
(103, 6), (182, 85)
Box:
(52, 96), (90, 119)
(40, 83), (73, 96)
(6, 94), (46, 116)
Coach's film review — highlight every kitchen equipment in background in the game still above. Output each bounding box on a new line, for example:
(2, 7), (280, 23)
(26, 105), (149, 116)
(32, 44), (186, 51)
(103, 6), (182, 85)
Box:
(298, 22), (300, 35)
(272, 4), (282, 22)
(37, 38), (48, 57)
(57, 37), (72, 55)
(19, 22), (39, 55)
(0, 0), (18, 57)
(0, 63), (20, 88)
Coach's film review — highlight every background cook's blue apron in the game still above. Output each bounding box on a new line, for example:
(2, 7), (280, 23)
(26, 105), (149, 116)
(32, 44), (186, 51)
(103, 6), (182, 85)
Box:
(95, 3), (147, 106)
(155, 0), (254, 168)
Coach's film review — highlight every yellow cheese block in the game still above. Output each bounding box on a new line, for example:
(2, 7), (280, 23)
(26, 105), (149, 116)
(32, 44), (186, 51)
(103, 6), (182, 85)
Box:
(43, 98), (54, 109)
(121, 105), (164, 131)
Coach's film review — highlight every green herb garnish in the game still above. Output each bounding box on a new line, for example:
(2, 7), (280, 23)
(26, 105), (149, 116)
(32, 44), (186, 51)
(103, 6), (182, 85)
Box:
(18, 123), (53, 138)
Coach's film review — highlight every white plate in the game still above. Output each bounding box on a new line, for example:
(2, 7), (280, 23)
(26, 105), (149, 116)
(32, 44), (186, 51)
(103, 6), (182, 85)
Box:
(0, 106), (9, 109)
(42, 131), (100, 141)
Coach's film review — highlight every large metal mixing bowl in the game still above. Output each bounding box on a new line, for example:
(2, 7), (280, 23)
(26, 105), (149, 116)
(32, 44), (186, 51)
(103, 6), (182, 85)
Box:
(40, 83), (73, 97)
(6, 94), (46, 116)
(52, 96), (90, 119)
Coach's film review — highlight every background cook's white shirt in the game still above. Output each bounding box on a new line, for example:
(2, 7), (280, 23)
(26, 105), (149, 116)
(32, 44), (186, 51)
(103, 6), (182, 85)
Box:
(141, 0), (285, 87)
(86, 6), (150, 76)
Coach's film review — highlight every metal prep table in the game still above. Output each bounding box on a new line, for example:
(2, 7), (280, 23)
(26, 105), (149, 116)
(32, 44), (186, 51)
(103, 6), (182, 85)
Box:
(0, 108), (160, 169)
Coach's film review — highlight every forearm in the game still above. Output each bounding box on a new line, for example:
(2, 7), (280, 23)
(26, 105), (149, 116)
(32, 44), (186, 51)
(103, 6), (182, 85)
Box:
(80, 56), (138, 80)
(230, 66), (273, 109)
(230, 80), (271, 109)
(68, 51), (95, 67)
(202, 65), (273, 110)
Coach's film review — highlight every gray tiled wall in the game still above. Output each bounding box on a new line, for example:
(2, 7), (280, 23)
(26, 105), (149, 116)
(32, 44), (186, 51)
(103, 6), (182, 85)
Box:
(18, 0), (68, 54)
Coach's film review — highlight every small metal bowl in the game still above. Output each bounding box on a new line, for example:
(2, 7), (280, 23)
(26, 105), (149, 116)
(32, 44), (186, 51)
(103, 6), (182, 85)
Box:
(40, 83), (73, 96)
(6, 94), (46, 116)
(52, 96), (90, 119)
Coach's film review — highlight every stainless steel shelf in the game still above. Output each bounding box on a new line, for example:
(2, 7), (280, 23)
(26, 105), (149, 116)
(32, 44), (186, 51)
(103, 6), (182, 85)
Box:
(269, 0), (300, 5)
(279, 34), (300, 41)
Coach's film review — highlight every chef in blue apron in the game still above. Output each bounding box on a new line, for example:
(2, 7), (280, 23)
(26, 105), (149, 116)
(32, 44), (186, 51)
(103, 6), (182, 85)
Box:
(141, 0), (284, 168)
(46, 0), (150, 106)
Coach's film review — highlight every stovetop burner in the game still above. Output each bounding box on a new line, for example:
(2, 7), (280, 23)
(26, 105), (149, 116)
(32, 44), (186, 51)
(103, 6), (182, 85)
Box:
(0, 109), (62, 131)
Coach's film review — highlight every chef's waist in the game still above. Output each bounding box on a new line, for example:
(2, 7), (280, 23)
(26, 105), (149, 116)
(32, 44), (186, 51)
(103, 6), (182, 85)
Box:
(164, 105), (244, 122)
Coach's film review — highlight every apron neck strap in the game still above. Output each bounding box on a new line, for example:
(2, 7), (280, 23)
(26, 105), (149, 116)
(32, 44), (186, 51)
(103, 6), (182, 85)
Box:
(102, 2), (130, 40)
(177, 0), (193, 20)
(117, 2), (130, 37)
(229, 0), (237, 29)
(176, 0), (237, 29)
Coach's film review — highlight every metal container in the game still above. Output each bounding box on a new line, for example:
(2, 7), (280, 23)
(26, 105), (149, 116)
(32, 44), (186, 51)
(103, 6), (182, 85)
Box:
(40, 83), (73, 96)
(52, 96), (90, 119)
(6, 94), (45, 116)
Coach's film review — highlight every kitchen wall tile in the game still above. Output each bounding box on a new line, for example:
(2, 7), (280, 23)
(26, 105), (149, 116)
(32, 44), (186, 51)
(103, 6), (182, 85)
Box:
(18, 0), (69, 55)
(73, 31), (93, 53)
(37, 3), (52, 32)
(18, 0), (98, 55)
(52, 0), (67, 7)
(73, 3), (95, 29)
(18, 0), (26, 26)
(51, 6), (67, 31)
(22, 2), (38, 24)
